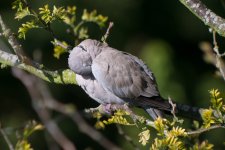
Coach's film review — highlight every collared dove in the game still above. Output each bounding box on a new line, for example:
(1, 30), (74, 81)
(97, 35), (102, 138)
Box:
(68, 39), (201, 120)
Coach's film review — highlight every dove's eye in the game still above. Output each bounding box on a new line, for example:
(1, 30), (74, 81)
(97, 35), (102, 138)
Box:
(78, 45), (87, 52)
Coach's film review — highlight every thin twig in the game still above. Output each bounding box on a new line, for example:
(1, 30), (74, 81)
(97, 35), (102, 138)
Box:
(212, 31), (219, 56)
(200, 38), (225, 80)
(169, 97), (176, 118)
(0, 125), (14, 150)
(101, 22), (114, 43)
(187, 124), (225, 135)
(211, 31), (225, 80)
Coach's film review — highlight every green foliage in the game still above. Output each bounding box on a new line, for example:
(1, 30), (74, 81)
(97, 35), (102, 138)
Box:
(12, 0), (23, 11)
(190, 141), (214, 150)
(150, 118), (187, 150)
(18, 21), (39, 39)
(52, 39), (68, 59)
(15, 7), (31, 20)
(39, 5), (52, 24)
(82, 9), (108, 27)
(201, 89), (225, 128)
(93, 109), (134, 129)
(210, 89), (224, 111)
(138, 129), (150, 146)
(201, 108), (215, 128)
(62, 6), (76, 25)
(15, 120), (43, 150)
(39, 5), (67, 24)
(0, 63), (8, 69)
(12, 0), (108, 58)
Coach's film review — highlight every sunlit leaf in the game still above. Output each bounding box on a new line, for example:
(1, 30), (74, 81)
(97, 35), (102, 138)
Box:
(18, 21), (39, 39)
(138, 129), (150, 146)
(15, 7), (30, 20)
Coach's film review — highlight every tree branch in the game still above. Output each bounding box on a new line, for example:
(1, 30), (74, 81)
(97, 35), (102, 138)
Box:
(0, 14), (32, 64)
(187, 124), (225, 135)
(179, 0), (225, 37)
(101, 22), (114, 43)
(0, 125), (14, 150)
(0, 50), (76, 84)
(12, 68), (77, 150)
(12, 68), (121, 150)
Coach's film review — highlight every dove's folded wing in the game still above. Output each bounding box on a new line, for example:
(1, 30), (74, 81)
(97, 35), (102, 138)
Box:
(92, 48), (159, 99)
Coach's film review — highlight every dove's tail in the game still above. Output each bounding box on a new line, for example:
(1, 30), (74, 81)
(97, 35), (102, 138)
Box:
(145, 108), (163, 120)
(137, 96), (203, 121)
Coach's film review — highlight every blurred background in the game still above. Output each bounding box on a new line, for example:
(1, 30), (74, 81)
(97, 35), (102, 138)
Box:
(0, 0), (225, 149)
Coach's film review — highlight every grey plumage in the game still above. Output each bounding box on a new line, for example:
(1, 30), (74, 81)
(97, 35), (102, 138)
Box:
(68, 39), (166, 120)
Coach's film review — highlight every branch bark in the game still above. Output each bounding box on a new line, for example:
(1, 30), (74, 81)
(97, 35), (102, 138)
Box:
(179, 0), (225, 37)
(0, 50), (76, 84)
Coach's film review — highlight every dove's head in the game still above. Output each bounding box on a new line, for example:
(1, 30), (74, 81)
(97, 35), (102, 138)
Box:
(68, 39), (105, 75)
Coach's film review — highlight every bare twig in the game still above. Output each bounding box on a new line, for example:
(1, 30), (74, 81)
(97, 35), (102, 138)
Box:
(179, 0), (225, 37)
(187, 124), (225, 135)
(212, 31), (220, 56)
(101, 22), (114, 43)
(0, 124), (14, 150)
(199, 41), (225, 80)
(12, 68), (121, 150)
(169, 97), (176, 118)
(212, 31), (225, 80)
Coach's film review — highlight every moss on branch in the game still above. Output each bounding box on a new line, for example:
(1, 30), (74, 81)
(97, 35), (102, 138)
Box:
(0, 50), (76, 84)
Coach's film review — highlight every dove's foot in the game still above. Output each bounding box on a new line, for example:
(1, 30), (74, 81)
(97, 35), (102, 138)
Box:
(85, 104), (113, 115)
(85, 103), (132, 116)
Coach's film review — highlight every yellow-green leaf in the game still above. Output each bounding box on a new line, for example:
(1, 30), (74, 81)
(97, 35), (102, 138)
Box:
(138, 129), (150, 146)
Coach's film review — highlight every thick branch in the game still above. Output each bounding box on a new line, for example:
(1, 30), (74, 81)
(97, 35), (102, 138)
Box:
(0, 50), (76, 84)
(179, 0), (225, 37)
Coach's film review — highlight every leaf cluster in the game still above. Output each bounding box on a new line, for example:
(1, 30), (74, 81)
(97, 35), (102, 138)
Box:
(201, 89), (225, 128)
(15, 120), (43, 150)
(12, 0), (108, 58)
(93, 109), (134, 129)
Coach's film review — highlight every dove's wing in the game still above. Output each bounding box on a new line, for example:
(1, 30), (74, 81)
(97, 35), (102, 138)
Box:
(92, 48), (159, 100)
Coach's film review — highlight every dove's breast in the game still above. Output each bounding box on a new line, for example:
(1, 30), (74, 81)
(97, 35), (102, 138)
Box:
(76, 74), (125, 104)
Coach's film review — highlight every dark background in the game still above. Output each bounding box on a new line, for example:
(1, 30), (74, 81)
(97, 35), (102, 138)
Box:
(0, 0), (225, 149)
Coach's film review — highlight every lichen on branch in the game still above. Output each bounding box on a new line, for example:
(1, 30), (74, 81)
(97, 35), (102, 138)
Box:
(180, 0), (225, 37)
